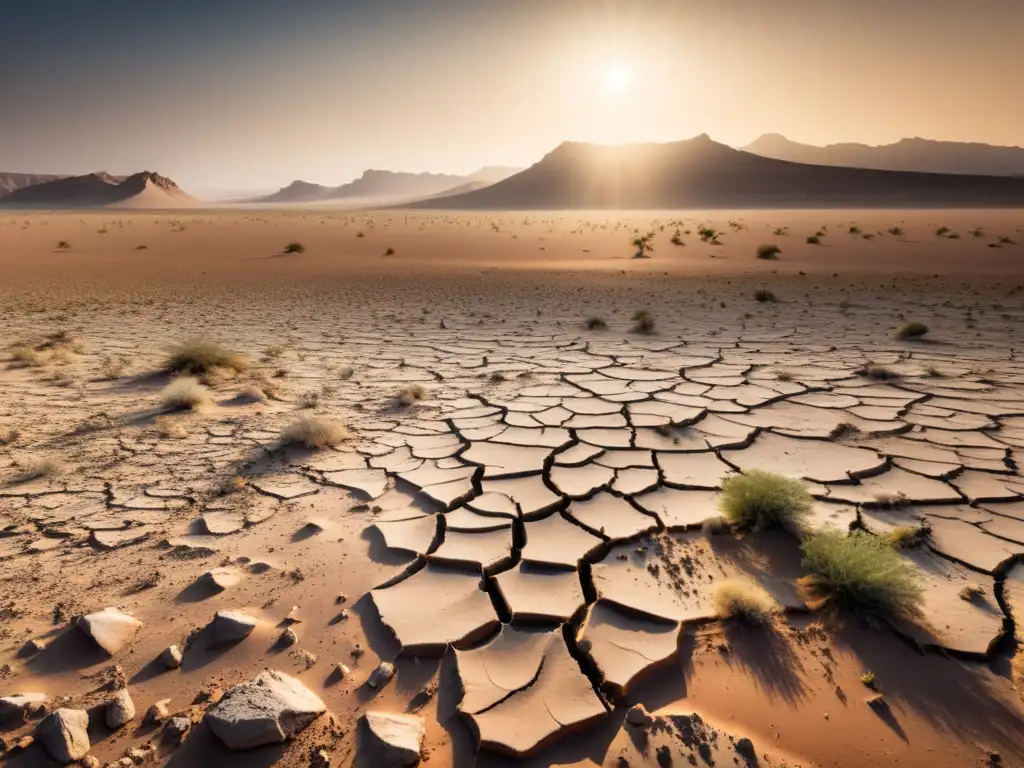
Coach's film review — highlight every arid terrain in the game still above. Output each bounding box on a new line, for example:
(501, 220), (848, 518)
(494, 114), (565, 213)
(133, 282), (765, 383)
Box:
(2, 209), (1024, 768)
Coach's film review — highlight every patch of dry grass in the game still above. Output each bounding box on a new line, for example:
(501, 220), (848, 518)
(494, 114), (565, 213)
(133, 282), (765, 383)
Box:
(281, 416), (349, 449)
(719, 470), (812, 531)
(154, 415), (189, 439)
(160, 377), (213, 410)
(713, 579), (781, 623)
(14, 456), (67, 482)
(165, 340), (251, 376)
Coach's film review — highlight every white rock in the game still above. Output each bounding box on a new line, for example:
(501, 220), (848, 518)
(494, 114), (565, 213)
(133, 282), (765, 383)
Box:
(0, 692), (48, 724)
(205, 670), (325, 750)
(368, 661), (395, 689)
(209, 610), (258, 646)
(361, 711), (424, 766)
(106, 689), (136, 729)
(201, 567), (241, 591)
(160, 644), (183, 669)
(37, 708), (90, 764)
(146, 699), (171, 724)
(77, 607), (143, 655)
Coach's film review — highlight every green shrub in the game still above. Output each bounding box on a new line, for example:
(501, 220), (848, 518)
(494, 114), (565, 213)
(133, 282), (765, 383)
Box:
(801, 530), (923, 617)
(713, 579), (781, 623)
(895, 321), (929, 339)
(718, 470), (812, 531)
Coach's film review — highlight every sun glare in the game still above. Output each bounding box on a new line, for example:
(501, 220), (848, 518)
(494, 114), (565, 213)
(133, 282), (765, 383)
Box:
(605, 66), (630, 92)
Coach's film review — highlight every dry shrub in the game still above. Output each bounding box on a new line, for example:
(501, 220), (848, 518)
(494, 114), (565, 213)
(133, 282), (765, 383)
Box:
(236, 386), (267, 403)
(397, 384), (428, 406)
(718, 470), (812, 531)
(154, 415), (188, 439)
(895, 321), (929, 340)
(160, 377), (212, 410)
(281, 416), (348, 449)
(801, 530), (923, 617)
(101, 357), (127, 380)
(14, 456), (66, 482)
(9, 345), (47, 368)
(165, 340), (250, 375)
(713, 579), (781, 623)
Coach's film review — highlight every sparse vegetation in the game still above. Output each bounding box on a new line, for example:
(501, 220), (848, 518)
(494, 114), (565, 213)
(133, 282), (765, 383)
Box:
(773, 227), (790, 236)
(56, 241), (70, 250)
(384, 247), (395, 256)
(165, 340), (250, 375)
(283, 242), (306, 254)
(718, 470), (812, 531)
(281, 416), (348, 449)
(160, 377), (213, 410)
(888, 226), (904, 237)
(806, 235), (821, 245)
(895, 321), (929, 340)
(860, 671), (877, 689)
(631, 310), (655, 334)
(14, 456), (66, 482)
(849, 226), (862, 235)
(670, 229), (683, 246)
(713, 579), (781, 624)
(154, 415), (188, 439)
(135, 244), (148, 250)
(397, 383), (428, 406)
(754, 288), (777, 303)
(8, 345), (47, 368)
(856, 362), (899, 380)
(100, 357), (127, 380)
(801, 530), (924, 617)
(885, 523), (930, 549)
(936, 226), (951, 237)
(756, 244), (782, 260)
(959, 584), (985, 602)
(632, 232), (655, 258)
(585, 316), (608, 331)
(0, 427), (21, 445)
(998, 236), (1016, 245)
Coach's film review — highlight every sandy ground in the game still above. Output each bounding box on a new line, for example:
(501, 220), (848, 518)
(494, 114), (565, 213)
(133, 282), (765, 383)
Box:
(1, 209), (1024, 768)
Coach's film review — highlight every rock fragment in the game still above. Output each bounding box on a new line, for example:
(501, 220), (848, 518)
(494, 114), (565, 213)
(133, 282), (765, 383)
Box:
(160, 644), (183, 669)
(105, 688), (136, 729)
(209, 610), (258, 646)
(76, 607), (143, 655)
(368, 661), (396, 689)
(36, 708), (90, 764)
(360, 711), (425, 766)
(0, 692), (48, 724)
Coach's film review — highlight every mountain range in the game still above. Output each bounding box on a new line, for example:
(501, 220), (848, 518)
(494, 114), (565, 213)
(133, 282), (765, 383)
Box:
(0, 171), (196, 208)
(0, 172), (70, 195)
(743, 134), (1024, 177)
(413, 135), (1024, 210)
(251, 166), (522, 204)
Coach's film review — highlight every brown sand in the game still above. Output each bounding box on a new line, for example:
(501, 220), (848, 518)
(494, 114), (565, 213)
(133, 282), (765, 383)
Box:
(1, 209), (1023, 767)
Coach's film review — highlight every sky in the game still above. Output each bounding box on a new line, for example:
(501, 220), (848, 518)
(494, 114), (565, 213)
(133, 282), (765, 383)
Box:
(1, 0), (1022, 196)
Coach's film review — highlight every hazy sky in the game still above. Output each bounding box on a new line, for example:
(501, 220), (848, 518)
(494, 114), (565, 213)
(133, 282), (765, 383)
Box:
(2, 0), (1022, 195)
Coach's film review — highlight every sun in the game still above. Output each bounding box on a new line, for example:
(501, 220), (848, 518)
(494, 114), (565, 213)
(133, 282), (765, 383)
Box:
(605, 65), (630, 92)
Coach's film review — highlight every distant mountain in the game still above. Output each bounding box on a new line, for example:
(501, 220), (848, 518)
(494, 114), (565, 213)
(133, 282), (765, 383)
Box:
(408, 135), (1024, 210)
(0, 172), (70, 195)
(744, 134), (1024, 177)
(250, 166), (522, 205)
(0, 171), (199, 208)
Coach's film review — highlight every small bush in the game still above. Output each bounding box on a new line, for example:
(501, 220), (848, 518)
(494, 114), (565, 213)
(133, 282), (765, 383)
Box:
(631, 310), (655, 335)
(56, 241), (70, 250)
(281, 416), (348, 449)
(384, 247), (395, 256)
(585, 316), (608, 330)
(860, 671), (877, 689)
(849, 226), (862, 235)
(14, 456), (66, 482)
(757, 244), (782, 260)
(895, 321), (929, 339)
(806, 235), (821, 245)
(283, 242), (306, 254)
(998, 236), (1016, 245)
(0, 427), (21, 445)
(801, 530), (924, 617)
(754, 288), (777, 303)
(856, 362), (899, 380)
(9, 345), (47, 367)
(959, 584), (984, 602)
(888, 227), (904, 237)
(101, 357), (127, 380)
(936, 226), (951, 237)
(165, 340), (250, 375)
(135, 244), (148, 250)
(397, 383), (428, 406)
(713, 579), (781, 623)
(885, 523), (929, 549)
(773, 227), (790, 236)
(718, 470), (812, 531)
(160, 377), (212, 410)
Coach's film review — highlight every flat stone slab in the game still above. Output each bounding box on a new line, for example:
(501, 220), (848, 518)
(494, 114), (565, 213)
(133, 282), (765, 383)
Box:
(206, 670), (325, 750)
(493, 564), (585, 622)
(361, 711), (425, 766)
(77, 607), (143, 655)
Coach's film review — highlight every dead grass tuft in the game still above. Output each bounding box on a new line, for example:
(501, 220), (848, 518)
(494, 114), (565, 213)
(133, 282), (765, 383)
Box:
(165, 340), (251, 376)
(397, 384), (428, 406)
(160, 377), (213, 410)
(713, 579), (781, 623)
(281, 416), (349, 449)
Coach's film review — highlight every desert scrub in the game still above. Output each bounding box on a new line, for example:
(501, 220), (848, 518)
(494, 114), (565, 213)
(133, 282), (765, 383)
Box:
(718, 470), (812, 531)
(631, 310), (655, 335)
(806, 235), (821, 245)
(160, 377), (212, 410)
(855, 362), (899, 380)
(754, 288), (777, 303)
(801, 529), (924, 617)
(885, 523), (929, 549)
(895, 321), (929, 340)
(397, 384), (428, 406)
(281, 416), (348, 449)
(756, 244), (782, 260)
(8, 345), (47, 368)
(283, 242), (306, 254)
(713, 579), (781, 623)
(585, 316), (608, 330)
(100, 356), (127, 380)
(165, 340), (250, 375)
(14, 456), (66, 482)
(56, 241), (70, 250)
(154, 415), (188, 439)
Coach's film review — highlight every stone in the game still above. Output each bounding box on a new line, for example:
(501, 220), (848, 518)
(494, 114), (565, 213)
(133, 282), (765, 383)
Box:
(146, 699), (171, 724)
(333, 662), (351, 681)
(80, 756), (102, 768)
(368, 661), (396, 689)
(161, 644), (183, 669)
(279, 628), (298, 647)
(163, 715), (191, 745)
(625, 703), (655, 728)
(36, 708), (90, 764)
(76, 607), (143, 655)
(360, 711), (425, 766)
(205, 670), (326, 750)
(105, 689), (136, 729)
(0, 692), (48, 724)
(209, 610), (258, 646)
(201, 567), (241, 591)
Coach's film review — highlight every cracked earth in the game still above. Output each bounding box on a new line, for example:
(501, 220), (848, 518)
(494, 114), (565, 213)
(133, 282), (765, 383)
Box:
(2, 210), (1024, 767)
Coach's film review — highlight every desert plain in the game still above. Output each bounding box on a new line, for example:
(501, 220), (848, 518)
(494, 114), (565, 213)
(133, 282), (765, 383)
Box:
(2, 208), (1024, 768)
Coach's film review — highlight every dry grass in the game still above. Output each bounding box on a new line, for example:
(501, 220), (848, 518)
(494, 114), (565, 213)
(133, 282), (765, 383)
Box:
(9, 345), (47, 368)
(0, 427), (21, 445)
(154, 415), (189, 439)
(165, 340), (251, 375)
(160, 377), (213, 410)
(856, 362), (900, 380)
(718, 470), (812, 531)
(756, 244), (782, 260)
(100, 356), (128, 380)
(585, 316), (608, 330)
(801, 530), (924, 617)
(631, 310), (655, 335)
(713, 579), (781, 623)
(281, 416), (349, 449)
(885, 523), (929, 549)
(14, 456), (67, 482)
(895, 321), (929, 340)
(397, 384), (428, 406)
